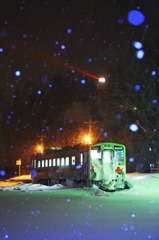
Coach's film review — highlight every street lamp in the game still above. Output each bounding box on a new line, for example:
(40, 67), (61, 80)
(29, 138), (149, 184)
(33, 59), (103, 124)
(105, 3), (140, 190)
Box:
(36, 145), (43, 153)
(84, 135), (92, 145)
(98, 77), (106, 90)
(16, 158), (21, 176)
(98, 77), (106, 83)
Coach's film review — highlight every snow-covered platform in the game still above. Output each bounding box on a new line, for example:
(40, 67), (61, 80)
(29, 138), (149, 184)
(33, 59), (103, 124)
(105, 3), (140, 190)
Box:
(1, 172), (159, 193)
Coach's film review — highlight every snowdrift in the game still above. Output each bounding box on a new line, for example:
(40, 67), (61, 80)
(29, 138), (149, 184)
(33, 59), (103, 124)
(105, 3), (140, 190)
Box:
(1, 172), (159, 194)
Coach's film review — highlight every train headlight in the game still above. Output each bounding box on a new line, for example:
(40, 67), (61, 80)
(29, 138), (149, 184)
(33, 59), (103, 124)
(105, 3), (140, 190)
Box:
(115, 166), (123, 173)
(91, 166), (96, 171)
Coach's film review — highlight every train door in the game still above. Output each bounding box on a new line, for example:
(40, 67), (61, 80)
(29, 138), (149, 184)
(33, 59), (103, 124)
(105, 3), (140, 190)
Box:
(90, 147), (115, 178)
(90, 146), (102, 181)
(102, 149), (115, 184)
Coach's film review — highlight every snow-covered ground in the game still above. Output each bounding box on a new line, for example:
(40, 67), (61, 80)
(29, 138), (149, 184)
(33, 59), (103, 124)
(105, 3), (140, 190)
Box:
(0, 173), (159, 240)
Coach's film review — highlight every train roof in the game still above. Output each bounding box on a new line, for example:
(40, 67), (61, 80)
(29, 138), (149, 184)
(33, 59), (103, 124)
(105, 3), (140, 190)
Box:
(92, 142), (125, 147)
(31, 144), (90, 158)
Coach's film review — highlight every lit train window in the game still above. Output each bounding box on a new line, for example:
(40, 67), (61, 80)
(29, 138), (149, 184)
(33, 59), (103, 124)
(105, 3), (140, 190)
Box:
(80, 153), (83, 165)
(61, 157), (65, 166)
(34, 160), (36, 168)
(72, 156), (75, 165)
(42, 160), (45, 167)
(53, 158), (56, 166)
(57, 158), (60, 166)
(45, 159), (48, 167)
(37, 161), (41, 168)
(65, 157), (69, 166)
(103, 151), (112, 163)
(91, 149), (101, 160)
(49, 159), (52, 167)
(150, 163), (155, 167)
(115, 150), (124, 163)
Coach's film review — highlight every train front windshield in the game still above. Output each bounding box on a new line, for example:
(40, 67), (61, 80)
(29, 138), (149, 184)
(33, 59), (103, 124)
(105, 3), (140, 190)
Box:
(90, 146), (114, 181)
(91, 147), (102, 161)
(90, 146), (114, 164)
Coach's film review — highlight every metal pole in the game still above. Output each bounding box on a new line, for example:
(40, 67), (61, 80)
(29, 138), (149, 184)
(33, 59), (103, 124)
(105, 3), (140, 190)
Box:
(19, 164), (20, 176)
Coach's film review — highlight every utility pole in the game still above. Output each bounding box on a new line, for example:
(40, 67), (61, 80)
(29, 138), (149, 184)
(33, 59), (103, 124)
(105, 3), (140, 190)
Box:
(16, 158), (21, 176)
(38, 134), (46, 148)
(84, 120), (96, 135)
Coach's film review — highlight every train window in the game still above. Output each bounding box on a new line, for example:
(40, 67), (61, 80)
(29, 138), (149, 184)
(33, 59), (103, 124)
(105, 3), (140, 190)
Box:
(37, 161), (41, 168)
(33, 160), (36, 168)
(72, 156), (75, 165)
(80, 153), (83, 165)
(42, 160), (45, 167)
(61, 157), (65, 166)
(103, 150), (113, 163)
(49, 159), (52, 167)
(150, 163), (155, 167)
(53, 158), (56, 166)
(65, 157), (69, 166)
(45, 159), (48, 167)
(83, 152), (88, 163)
(115, 150), (124, 163)
(57, 158), (60, 166)
(91, 149), (101, 160)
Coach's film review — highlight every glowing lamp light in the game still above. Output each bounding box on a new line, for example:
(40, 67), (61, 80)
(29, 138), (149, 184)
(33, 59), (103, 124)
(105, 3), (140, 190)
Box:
(99, 77), (105, 83)
(36, 145), (43, 153)
(84, 135), (92, 144)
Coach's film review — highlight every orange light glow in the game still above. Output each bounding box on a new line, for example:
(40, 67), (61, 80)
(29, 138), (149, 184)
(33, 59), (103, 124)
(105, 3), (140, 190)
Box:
(36, 145), (43, 153)
(84, 135), (92, 145)
(99, 77), (106, 83)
